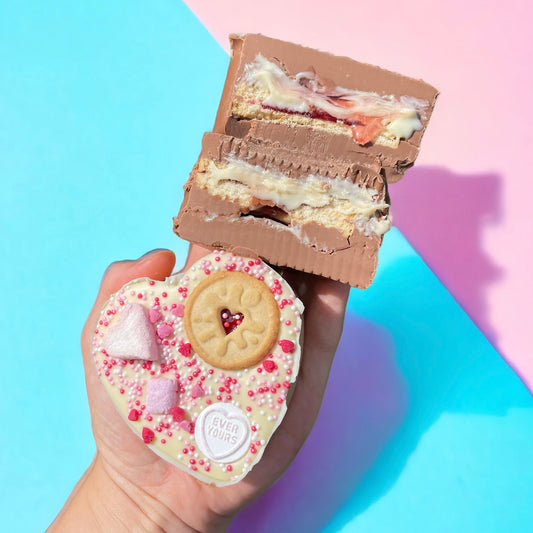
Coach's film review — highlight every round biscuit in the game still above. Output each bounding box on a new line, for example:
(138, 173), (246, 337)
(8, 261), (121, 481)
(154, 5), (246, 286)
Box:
(183, 271), (280, 369)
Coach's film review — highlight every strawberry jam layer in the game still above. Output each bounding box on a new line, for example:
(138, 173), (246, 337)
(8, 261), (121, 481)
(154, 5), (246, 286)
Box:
(262, 103), (385, 145)
(242, 54), (428, 146)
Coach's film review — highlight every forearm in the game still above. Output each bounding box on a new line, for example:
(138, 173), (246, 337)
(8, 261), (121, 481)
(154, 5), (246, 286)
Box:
(48, 454), (195, 532)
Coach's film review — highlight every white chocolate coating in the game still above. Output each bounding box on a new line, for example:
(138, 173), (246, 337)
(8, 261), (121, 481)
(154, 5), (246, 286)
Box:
(92, 251), (303, 486)
(242, 54), (427, 145)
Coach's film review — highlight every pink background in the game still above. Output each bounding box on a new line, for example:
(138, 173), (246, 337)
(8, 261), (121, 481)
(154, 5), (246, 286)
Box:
(185, 0), (533, 390)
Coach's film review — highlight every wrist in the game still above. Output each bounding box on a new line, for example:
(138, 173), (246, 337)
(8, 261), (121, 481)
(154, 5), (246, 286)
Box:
(49, 454), (195, 532)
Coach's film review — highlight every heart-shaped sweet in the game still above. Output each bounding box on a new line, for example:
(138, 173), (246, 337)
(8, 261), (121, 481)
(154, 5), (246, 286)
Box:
(196, 404), (251, 462)
(220, 308), (244, 335)
(92, 251), (303, 486)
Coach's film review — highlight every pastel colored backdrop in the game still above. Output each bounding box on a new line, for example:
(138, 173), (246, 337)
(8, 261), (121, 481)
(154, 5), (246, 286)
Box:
(1, 1), (532, 532)
(184, 0), (533, 391)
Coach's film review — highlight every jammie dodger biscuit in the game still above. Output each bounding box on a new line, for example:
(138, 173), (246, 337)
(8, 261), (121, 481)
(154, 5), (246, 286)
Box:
(92, 251), (303, 486)
(184, 270), (281, 370)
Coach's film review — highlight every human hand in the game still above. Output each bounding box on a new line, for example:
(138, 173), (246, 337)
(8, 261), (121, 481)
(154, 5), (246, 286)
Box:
(50, 246), (349, 532)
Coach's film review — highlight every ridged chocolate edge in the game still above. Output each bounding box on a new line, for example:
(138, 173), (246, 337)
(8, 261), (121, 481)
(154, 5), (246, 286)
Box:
(200, 132), (388, 202)
(174, 180), (382, 289)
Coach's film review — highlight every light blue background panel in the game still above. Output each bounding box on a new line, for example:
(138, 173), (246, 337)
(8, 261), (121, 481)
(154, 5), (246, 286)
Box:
(1, 2), (532, 532)
(1, 2), (226, 530)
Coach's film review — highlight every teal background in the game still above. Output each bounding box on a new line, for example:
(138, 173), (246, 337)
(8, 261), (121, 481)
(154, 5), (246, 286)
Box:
(1, 1), (532, 531)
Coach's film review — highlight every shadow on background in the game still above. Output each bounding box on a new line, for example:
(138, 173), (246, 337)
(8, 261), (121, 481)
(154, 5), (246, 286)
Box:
(390, 166), (503, 351)
(231, 295), (531, 532)
(229, 166), (529, 532)
(230, 313), (405, 532)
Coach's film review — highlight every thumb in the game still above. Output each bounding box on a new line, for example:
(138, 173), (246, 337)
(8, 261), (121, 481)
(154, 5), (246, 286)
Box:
(81, 249), (176, 355)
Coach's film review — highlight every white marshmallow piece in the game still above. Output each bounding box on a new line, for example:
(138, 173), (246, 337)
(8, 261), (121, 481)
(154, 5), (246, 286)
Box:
(102, 303), (160, 361)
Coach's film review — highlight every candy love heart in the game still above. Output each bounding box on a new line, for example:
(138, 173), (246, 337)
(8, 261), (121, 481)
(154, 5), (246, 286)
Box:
(196, 404), (251, 462)
(92, 251), (303, 486)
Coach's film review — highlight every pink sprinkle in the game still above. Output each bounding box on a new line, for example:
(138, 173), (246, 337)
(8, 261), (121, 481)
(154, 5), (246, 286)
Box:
(191, 384), (205, 399)
(157, 323), (173, 339)
(170, 406), (185, 422)
(128, 409), (140, 421)
(178, 343), (192, 357)
(279, 340), (295, 353)
(149, 309), (162, 324)
(171, 304), (185, 317)
(179, 420), (194, 433)
(142, 427), (155, 443)
(262, 360), (276, 373)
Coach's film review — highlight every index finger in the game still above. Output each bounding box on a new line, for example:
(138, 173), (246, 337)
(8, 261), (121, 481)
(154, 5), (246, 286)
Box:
(81, 249), (177, 359)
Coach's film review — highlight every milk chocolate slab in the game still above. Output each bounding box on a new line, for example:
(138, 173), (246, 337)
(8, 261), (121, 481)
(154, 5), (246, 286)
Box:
(174, 132), (389, 288)
(214, 34), (438, 183)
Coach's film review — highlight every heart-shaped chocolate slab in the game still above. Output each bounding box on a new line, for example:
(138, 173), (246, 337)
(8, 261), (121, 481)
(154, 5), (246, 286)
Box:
(92, 251), (303, 486)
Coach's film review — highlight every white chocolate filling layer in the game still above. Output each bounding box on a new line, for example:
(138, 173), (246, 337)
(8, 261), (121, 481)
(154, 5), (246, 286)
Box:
(236, 54), (428, 147)
(195, 158), (390, 238)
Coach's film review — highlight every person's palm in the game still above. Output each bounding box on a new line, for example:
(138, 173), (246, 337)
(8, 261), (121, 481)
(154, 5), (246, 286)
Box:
(80, 246), (349, 530)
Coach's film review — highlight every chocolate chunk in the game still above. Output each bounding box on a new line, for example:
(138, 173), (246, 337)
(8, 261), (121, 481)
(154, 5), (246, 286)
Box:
(174, 133), (388, 288)
(214, 33), (438, 182)
(174, 34), (438, 288)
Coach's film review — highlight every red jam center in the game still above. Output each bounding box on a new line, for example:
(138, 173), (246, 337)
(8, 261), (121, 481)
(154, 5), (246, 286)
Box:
(261, 103), (386, 145)
(220, 309), (244, 335)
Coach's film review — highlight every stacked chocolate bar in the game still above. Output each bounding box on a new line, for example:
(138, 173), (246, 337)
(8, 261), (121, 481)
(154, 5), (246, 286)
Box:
(174, 34), (438, 288)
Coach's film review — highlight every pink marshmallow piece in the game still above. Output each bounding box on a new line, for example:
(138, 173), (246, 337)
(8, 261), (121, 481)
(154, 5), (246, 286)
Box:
(146, 378), (178, 414)
(149, 309), (162, 324)
(102, 304), (159, 361)
(171, 304), (185, 317)
(157, 323), (173, 339)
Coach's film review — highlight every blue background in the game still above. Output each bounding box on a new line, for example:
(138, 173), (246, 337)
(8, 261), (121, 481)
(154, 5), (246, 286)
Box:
(1, 2), (532, 531)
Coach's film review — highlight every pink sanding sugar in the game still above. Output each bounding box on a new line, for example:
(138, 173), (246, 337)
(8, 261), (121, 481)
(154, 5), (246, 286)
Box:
(146, 378), (178, 414)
